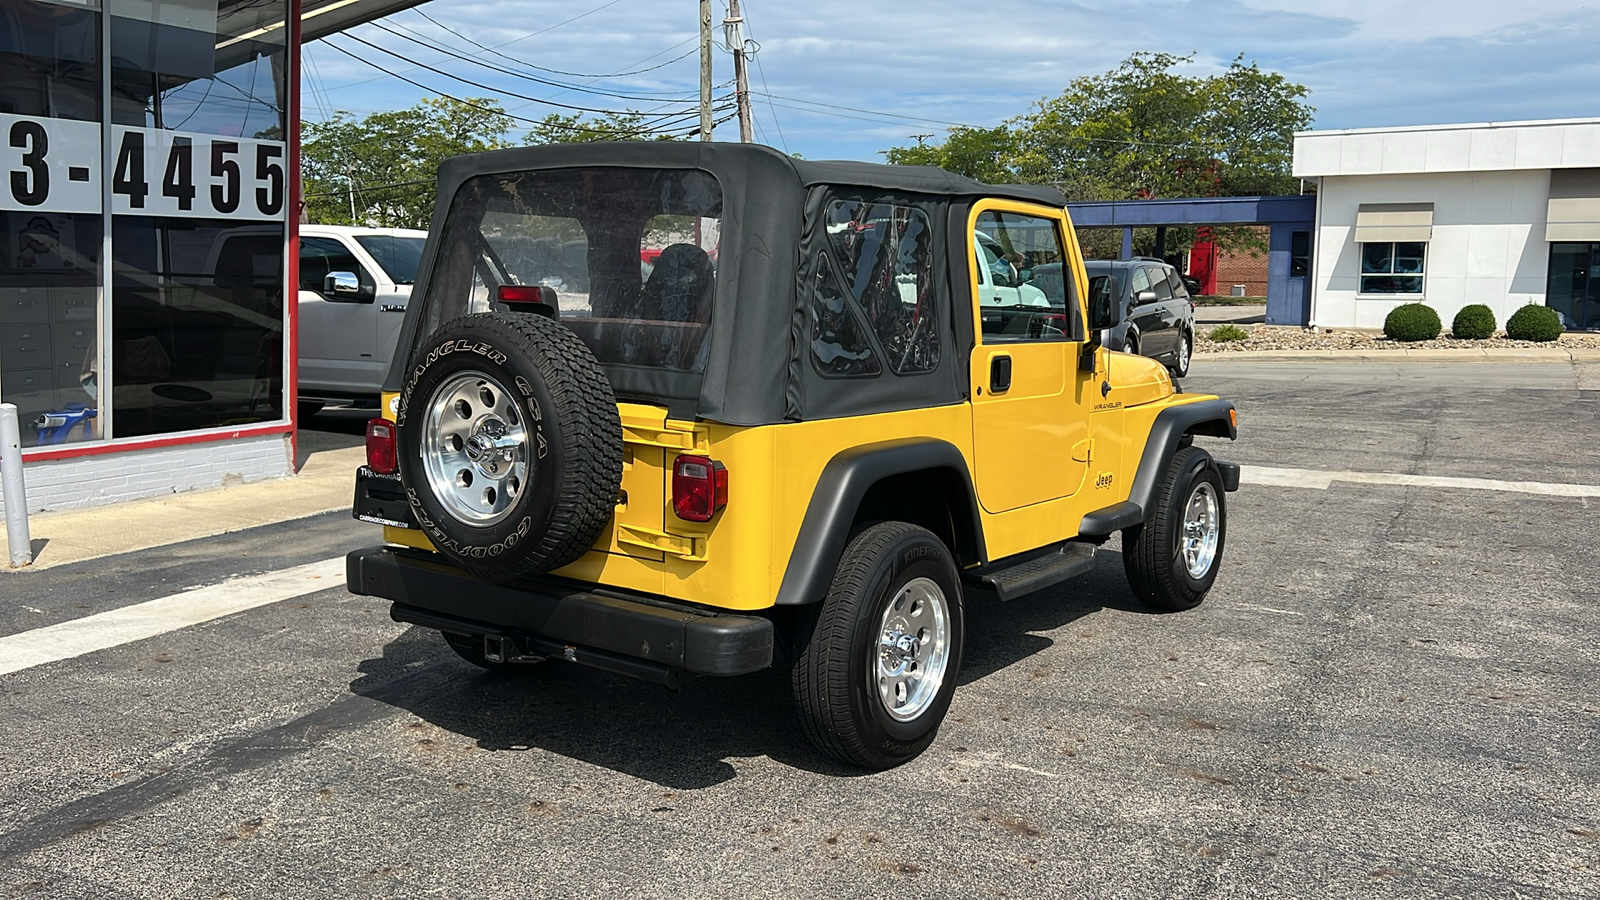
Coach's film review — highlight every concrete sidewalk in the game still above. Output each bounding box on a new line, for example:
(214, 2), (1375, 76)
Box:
(1194, 303), (1266, 324)
(1, 444), (364, 572)
(1197, 346), (1600, 362)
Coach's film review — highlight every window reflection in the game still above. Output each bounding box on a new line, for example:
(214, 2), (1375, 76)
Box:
(1, 0), (103, 447)
(110, 217), (283, 437)
(110, 0), (286, 138)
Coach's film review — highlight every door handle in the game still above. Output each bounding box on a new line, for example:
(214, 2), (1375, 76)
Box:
(989, 355), (1012, 394)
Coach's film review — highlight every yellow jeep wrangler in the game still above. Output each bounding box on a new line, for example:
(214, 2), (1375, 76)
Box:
(346, 143), (1239, 770)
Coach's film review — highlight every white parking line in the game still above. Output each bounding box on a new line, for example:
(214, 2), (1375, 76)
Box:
(0, 557), (346, 676)
(1242, 465), (1600, 498)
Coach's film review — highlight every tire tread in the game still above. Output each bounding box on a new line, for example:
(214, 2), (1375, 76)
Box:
(402, 312), (623, 580)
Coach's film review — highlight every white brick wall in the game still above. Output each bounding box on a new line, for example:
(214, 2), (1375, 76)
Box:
(0, 433), (293, 515)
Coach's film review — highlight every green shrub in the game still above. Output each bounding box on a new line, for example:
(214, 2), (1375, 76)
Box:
(1208, 324), (1249, 343)
(1383, 303), (1441, 342)
(1504, 304), (1563, 342)
(1450, 304), (1497, 340)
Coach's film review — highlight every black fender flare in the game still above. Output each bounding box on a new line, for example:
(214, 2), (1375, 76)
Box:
(774, 438), (984, 606)
(1080, 398), (1237, 538)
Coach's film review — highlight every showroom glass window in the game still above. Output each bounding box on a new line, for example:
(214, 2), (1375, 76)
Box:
(108, 0), (289, 438)
(1, 0), (105, 447)
(1359, 241), (1426, 294)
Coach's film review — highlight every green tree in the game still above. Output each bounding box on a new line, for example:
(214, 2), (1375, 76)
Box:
(301, 97), (514, 228)
(524, 111), (683, 144)
(883, 126), (1019, 184)
(881, 53), (1314, 255)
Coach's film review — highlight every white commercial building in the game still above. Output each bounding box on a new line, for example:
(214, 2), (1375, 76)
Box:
(1293, 117), (1600, 332)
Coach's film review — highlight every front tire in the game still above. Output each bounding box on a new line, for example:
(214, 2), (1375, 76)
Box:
(792, 522), (964, 770)
(1122, 446), (1226, 611)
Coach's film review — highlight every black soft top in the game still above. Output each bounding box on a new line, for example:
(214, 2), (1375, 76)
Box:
(387, 142), (1070, 425)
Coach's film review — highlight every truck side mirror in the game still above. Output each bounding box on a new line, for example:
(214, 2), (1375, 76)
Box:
(323, 271), (374, 303)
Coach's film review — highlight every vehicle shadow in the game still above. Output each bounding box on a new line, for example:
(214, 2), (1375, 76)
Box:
(958, 548), (1142, 684)
(348, 549), (1151, 789)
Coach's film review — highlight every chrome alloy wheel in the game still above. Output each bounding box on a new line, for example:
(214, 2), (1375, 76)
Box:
(1180, 481), (1220, 578)
(420, 371), (530, 527)
(1178, 333), (1191, 372)
(875, 576), (952, 722)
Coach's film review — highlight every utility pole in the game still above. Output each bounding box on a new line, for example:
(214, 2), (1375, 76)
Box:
(699, 0), (713, 141)
(725, 0), (752, 143)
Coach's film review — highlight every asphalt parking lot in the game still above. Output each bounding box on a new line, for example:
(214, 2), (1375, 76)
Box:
(1, 359), (1596, 899)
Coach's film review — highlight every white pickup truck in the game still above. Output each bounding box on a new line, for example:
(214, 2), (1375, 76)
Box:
(292, 225), (426, 415)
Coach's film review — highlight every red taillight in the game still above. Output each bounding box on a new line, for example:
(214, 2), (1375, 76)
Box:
(498, 284), (551, 305)
(672, 454), (728, 522)
(366, 418), (397, 475)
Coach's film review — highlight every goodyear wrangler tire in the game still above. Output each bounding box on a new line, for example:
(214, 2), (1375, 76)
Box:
(1122, 445), (1226, 611)
(792, 522), (965, 770)
(396, 312), (622, 581)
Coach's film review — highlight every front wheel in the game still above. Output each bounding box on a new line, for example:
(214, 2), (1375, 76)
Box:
(1122, 446), (1226, 611)
(792, 522), (964, 770)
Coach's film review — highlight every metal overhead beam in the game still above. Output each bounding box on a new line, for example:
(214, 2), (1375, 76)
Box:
(299, 0), (430, 43)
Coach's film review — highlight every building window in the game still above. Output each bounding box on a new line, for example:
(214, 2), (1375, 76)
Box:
(1, 0), (104, 448)
(1290, 231), (1310, 278)
(1359, 241), (1425, 294)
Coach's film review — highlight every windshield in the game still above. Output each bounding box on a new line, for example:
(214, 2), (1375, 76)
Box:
(1083, 266), (1125, 299)
(355, 234), (426, 284)
(419, 167), (722, 372)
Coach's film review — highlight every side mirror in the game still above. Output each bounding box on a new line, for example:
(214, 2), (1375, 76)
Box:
(323, 271), (373, 303)
(1080, 278), (1121, 372)
(1135, 289), (1159, 306)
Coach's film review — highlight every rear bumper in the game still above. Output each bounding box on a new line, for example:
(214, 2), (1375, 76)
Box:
(345, 547), (773, 679)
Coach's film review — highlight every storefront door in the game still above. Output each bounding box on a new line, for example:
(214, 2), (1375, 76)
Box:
(1548, 242), (1600, 331)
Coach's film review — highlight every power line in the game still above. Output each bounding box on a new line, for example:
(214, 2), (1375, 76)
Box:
(304, 115), (739, 202)
(750, 92), (976, 129)
(411, 9), (700, 80)
(739, 2), (788, 154)
(331, 32), (703, 119)
(365, 20), (706, 104)
(318, 39), (730, 137)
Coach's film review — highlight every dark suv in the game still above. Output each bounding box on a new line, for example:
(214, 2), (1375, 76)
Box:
(1083, 259), (1196, 378)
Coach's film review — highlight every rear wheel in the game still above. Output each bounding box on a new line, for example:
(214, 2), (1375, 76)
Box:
(792, 522), (964, 770)
(1170, 330), (1192, 378)
(1123, 445), (1226, 611)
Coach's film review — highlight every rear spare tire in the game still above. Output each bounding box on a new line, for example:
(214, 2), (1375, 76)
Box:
(396, 312), (622, 581)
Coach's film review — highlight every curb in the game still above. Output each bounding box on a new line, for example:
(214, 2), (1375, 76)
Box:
(1195, 347), (1600, 363)
(1, 445), (364, 572)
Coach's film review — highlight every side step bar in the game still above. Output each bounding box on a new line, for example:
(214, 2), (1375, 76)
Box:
(962, 542), (1097, 602)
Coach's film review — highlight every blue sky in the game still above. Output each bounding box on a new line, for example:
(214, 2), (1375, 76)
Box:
(301, 0), (1600, 162)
